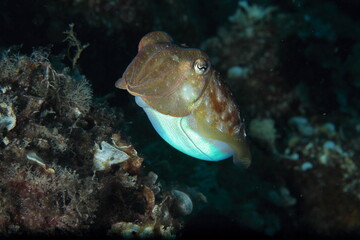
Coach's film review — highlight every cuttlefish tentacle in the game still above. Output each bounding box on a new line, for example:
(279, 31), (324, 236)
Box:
(116, 31), (251, 166)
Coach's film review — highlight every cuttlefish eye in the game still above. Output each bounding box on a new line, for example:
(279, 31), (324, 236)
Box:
(194, 59), (209, 75)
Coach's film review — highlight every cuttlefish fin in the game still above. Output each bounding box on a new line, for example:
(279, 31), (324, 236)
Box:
(229, 139), (252, 168)
(138, 31), (173, 51)
(115, 78), (127, 90)
(195, 113), (251, 167)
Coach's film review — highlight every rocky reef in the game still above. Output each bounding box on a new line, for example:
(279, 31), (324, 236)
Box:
(183, 0), (360, 238)
(0, 49), (192, 239)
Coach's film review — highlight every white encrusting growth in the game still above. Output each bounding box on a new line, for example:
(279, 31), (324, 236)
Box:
(0, 102), (16, 131)
(93, 141), (130, 171)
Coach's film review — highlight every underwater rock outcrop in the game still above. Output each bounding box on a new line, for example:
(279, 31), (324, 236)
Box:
(199, 1), (360, 237)
(0, 49), (187, 238)
(281, 117), (360, 235)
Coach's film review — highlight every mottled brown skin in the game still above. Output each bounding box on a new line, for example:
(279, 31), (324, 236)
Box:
(116, 31), (251, 166)
(193, 75), (251, 166)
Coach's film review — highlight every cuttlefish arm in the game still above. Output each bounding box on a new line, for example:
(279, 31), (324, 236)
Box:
(116, 31), (251, 166)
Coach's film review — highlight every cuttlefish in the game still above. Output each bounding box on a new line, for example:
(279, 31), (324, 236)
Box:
(116, 31), (251, 166)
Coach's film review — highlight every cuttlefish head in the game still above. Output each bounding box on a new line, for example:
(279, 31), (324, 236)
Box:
(116, 31), (213, 117)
